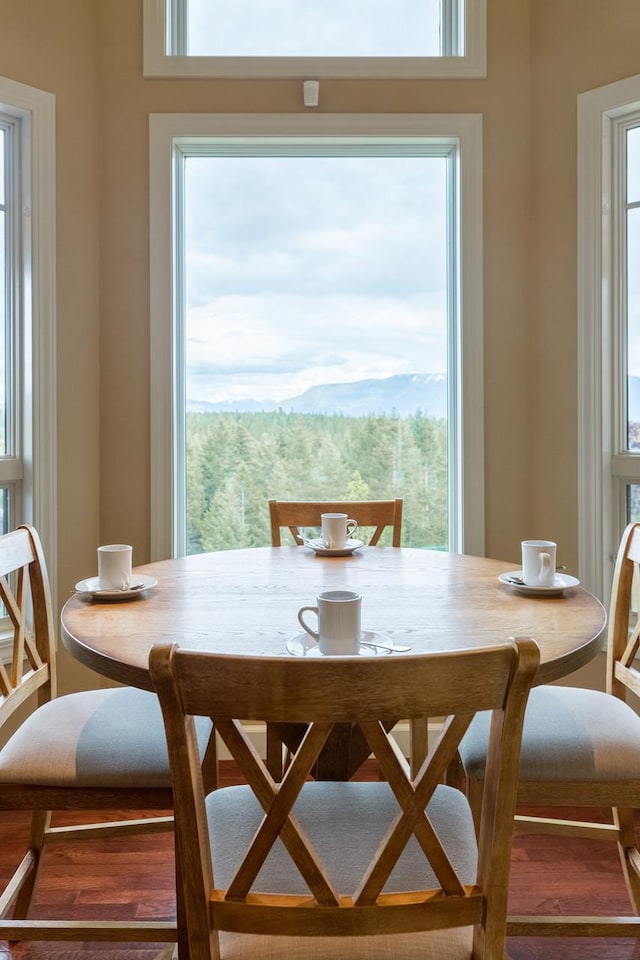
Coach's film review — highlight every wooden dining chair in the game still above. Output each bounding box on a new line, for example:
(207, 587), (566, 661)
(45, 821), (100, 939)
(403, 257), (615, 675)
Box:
(267, 497), (404, 779)
(0, 524), (215, 949)
(457, 520), (640, 940)
(268, 498), (403, 547)
(150, 635), (539, 960)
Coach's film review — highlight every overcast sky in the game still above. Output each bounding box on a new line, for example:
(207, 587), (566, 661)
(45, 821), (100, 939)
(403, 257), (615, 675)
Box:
(187, 0), (441, 57)
(185, 155), (448, 404)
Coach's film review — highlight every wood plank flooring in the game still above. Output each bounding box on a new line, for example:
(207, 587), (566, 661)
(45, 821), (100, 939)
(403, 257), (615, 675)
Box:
(0, 764), (639, 959)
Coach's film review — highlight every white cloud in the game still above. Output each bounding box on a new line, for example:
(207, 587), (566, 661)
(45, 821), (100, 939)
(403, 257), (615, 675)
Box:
(184, 153), (449, 403)
(186, 292), (446, 403)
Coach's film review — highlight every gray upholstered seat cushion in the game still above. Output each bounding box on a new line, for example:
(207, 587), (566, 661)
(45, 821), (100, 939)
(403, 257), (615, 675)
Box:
(207, 781), (476, 960)
(458, 684), (640, 781)
(208, 780), (477, 892)
(0, 686), (212, 788)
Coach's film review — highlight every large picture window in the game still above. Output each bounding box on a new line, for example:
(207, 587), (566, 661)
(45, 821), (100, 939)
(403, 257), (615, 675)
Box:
(143, 0), (486, 78)
(149, 113), (483, 561)
(183, 150), (450, 553)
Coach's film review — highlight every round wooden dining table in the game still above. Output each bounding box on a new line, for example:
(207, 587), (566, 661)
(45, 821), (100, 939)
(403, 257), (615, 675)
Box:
(61, 546), (606, 779)
(61, 545), (605, 690)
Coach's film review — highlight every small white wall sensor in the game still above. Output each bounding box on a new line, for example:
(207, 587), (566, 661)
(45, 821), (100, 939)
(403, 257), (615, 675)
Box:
(303, 80), (320, 108)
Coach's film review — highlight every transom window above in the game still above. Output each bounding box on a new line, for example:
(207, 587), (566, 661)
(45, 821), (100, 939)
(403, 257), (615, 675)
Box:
(143, 0), (486, 78)
(185, 0), (442, 57)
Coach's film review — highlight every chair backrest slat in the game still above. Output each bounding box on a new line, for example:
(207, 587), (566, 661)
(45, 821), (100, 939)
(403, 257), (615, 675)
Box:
(269, 498), (403, 547)
(169, 644), (528, 722)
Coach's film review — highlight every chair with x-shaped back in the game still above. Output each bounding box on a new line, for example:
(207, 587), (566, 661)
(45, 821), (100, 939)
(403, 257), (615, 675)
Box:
(150, 635), (539, 960)
(458, 520), (640, 940)
(0, 524), (215, 950)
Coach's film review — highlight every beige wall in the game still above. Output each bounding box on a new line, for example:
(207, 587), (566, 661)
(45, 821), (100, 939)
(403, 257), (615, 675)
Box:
(1, 0), (639, 692)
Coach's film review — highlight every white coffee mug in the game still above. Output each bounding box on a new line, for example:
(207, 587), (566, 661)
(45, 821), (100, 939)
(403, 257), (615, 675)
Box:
(297, 589), (362, 655)
(98, 544), (132, 591)
(521, 540), (557, 588)
(321, 513), (358, 550)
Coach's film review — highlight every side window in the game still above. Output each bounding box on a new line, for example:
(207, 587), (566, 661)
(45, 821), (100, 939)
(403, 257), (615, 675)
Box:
(143, 0), (486, 78)
(0, 78), (56, 613)
(578, 75), (640, 600)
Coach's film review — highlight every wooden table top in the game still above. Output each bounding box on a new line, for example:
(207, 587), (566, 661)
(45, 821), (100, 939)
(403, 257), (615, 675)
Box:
(60, 547), (606, 691)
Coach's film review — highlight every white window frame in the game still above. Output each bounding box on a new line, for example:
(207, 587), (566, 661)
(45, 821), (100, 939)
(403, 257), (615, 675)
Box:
(143, 0), (486, 79)
(578, 73), (640, 602)
(0, 77), (57, 600)
(149, 112), (483, 561)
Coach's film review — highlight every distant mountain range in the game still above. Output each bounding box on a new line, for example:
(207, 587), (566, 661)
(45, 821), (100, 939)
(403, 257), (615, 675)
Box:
(188, 373), (447, 419)
(188, 373), (640, 422)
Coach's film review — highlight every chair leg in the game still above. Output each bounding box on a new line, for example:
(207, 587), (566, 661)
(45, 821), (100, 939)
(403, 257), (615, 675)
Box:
(174, 832), (214, 960)
(467, 778), (484, 839)
(614, 806), (640, 913)
(11, 809), (50, 919)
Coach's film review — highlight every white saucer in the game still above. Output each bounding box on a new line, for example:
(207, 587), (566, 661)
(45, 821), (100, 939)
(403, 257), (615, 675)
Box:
(498, 570), (580, 597)
(286, 630), (392, 657)
(302, 537), (364, 557)
(75, 574), (158, 600)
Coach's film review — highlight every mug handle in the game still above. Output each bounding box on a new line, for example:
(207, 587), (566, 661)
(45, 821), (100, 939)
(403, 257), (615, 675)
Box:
(298, 606), (319, 642)
(539, 552), (552, 578)
(346, 519), (358, 539)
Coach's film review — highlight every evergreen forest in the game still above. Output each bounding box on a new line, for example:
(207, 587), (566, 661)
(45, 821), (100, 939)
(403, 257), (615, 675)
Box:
(186, 410), (448, 553)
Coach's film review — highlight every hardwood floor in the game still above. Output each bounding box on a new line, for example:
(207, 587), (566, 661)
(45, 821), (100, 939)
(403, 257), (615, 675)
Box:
(508, 808), (640, 960)
(0, 765), (639, 959)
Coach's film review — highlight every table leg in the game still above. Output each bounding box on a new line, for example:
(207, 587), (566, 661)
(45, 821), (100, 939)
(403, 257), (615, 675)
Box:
(271, 721), (400, 781)
(410, 718), (429, 778)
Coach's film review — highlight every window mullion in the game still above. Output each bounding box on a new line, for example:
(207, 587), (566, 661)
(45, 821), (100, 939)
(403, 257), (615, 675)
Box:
(611, 452), (640, 479)
(173, 146), (188, 558)
(171, 0), (188, 55)
(445, 145), (460, 550)
(7, 118), (22, 467)
(612, 117), (628, 461)
(440, 0), (460, 57)
(0, 115), (21, 531)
